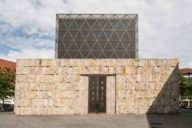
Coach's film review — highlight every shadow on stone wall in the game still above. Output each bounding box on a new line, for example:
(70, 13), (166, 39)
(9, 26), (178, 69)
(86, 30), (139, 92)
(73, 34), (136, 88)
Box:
(146, 64), (180, 128)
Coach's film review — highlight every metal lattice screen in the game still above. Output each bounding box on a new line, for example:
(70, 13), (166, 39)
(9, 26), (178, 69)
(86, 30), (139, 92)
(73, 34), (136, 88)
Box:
(55, 14), (138, 58)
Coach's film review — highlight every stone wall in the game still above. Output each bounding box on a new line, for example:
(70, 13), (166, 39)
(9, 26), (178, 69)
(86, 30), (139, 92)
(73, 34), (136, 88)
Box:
(14, 59), (179, 115)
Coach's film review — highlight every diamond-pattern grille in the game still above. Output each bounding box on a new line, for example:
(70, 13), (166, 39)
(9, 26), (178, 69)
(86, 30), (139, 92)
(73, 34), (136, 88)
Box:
(56, 14), (138, 58)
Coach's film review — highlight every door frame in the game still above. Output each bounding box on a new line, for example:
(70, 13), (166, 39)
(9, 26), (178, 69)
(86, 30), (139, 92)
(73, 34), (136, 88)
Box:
(88, 75), (107, 113)
(80, 74), (116, 114)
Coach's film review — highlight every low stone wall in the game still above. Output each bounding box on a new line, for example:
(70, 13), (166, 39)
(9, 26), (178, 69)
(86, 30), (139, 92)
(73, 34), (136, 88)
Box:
(14, 59), (179, 115)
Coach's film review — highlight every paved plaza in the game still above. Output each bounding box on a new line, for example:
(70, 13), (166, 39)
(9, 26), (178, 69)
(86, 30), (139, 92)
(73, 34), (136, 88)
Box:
(0, 110), (191, 128)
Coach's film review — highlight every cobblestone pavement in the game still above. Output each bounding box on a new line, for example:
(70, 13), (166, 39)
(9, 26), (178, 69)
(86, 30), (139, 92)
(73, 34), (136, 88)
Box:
(0, 110), (191, 128)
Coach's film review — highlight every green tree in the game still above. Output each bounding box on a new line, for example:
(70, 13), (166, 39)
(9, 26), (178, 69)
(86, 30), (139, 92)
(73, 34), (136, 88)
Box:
(0, 68), (15, 106)
(179, 73), (192, 98)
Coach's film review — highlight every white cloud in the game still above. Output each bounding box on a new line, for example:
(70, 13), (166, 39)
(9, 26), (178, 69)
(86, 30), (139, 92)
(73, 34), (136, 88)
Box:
(0, 47), (54, 62)
(0, 0), (192, 67)
(0, 0), (71, 31)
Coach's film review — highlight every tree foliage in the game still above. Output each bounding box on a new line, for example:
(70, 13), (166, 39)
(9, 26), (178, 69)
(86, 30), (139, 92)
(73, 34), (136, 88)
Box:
(0, 68), (15, 104)
(179, 73), (192, 97)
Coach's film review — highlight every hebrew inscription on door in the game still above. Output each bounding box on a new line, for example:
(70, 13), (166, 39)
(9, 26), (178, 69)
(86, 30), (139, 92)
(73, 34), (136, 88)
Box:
(88, 76), (106, 113)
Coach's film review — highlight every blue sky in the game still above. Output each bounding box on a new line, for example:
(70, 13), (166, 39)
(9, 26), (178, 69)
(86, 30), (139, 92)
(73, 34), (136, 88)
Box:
(0, 0), (192, 67)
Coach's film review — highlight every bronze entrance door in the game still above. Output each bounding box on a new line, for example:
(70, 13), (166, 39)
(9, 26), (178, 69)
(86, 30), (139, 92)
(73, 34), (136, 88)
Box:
(88, 76), (106, 113)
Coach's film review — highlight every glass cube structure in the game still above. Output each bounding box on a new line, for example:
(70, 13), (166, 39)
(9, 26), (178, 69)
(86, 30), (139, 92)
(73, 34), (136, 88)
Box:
(55, 14), (138, 58)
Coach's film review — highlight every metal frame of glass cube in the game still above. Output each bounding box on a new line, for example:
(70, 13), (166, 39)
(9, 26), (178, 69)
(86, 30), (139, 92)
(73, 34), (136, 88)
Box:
(55, 14), (138, 58)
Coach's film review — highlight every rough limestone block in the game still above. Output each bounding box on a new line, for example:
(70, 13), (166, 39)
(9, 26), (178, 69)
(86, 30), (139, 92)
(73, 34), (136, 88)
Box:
(54, 99), (66, 107)
(65, 75), (78, 82)
(17, 59), (41, 67)
(125, 66), (135, 74)
(29, 107), (51, 115)
(167, 59), (178, 67)
(116, 67), (125, 74)
(156, 59), (167, 67)
(57, 67), (64, 74)
(32, 99), (49, 107)
(106, 59), (113, 66)
(14, 106), (20, 115)
(100, 66), (109, 74)
(146, 66), (152, 74)
(54, 99), (80, 107)
(136, 67), (143, 75)
(24, 90), (44, 99)
(147, 59), (157, 67)
(135, 83), (145, 91)
(63, 67), (77, 75)
(89, 66), (98, 74)
(41, 59), (57, 67)
(28, 83), (41, 91)
(29, 91), (44, 99)
(56, 83), (79, 91)
(106, 59), (117, 66)
(16, 90), (25, 99)
(18, 99), (32, 107)
(48, 99), (54, 107)
(19, 107), (30, 115)
(152, 67), (160, 75)
(126, 75), (135, 83)
(73, 67), (79, 74)
(44, 75), (56, 83)
(16, 67), (31, 75)
(88, 59), (97, 66)
(15, 83), (28, 92)
(35, 75), (45, 83)
(82, 66), (90, 74)
(27, 75), (36, 83)
(33, 59), (41, 67)
(136, 74), (142, 83)
(108, 67), (115, 74)
(83, 59), (90, 66)
(121, 59), (128, 66)
(32, 67), (42, 75)
(59, 59), (70, 66)
(93, 66), (101, 74)
(42, 67), (57, 75)
(54, 75), (65, 83)
(77, 59), (85, 67)
(42, 91), (54, 99)
(132, 59), (138, 67)
(69, 59), (77, 66)
(54, 91), (79, 99)
(43, 83), (55, 91)
(16, 75), (28, 83)
(138, 60), (147, 67)
(124, 83), (135, 91)
(17, 59), (33, 67)
(16, 67), (24, 75)
(52, 107), (75, 114)
(127, 59), (133, 66)
(159, 67), (167, 75)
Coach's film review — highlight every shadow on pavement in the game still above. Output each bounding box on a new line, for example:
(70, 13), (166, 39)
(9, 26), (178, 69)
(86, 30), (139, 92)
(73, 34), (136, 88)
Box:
(146, 64), (180, 128)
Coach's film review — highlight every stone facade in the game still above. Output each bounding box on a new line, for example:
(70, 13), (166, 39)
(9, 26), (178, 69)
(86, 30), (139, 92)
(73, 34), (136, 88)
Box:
(14, 59), (179, 115)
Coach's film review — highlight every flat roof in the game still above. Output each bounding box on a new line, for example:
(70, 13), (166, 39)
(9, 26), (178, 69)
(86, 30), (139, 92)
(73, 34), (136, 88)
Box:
(56, 14), (138, 19)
